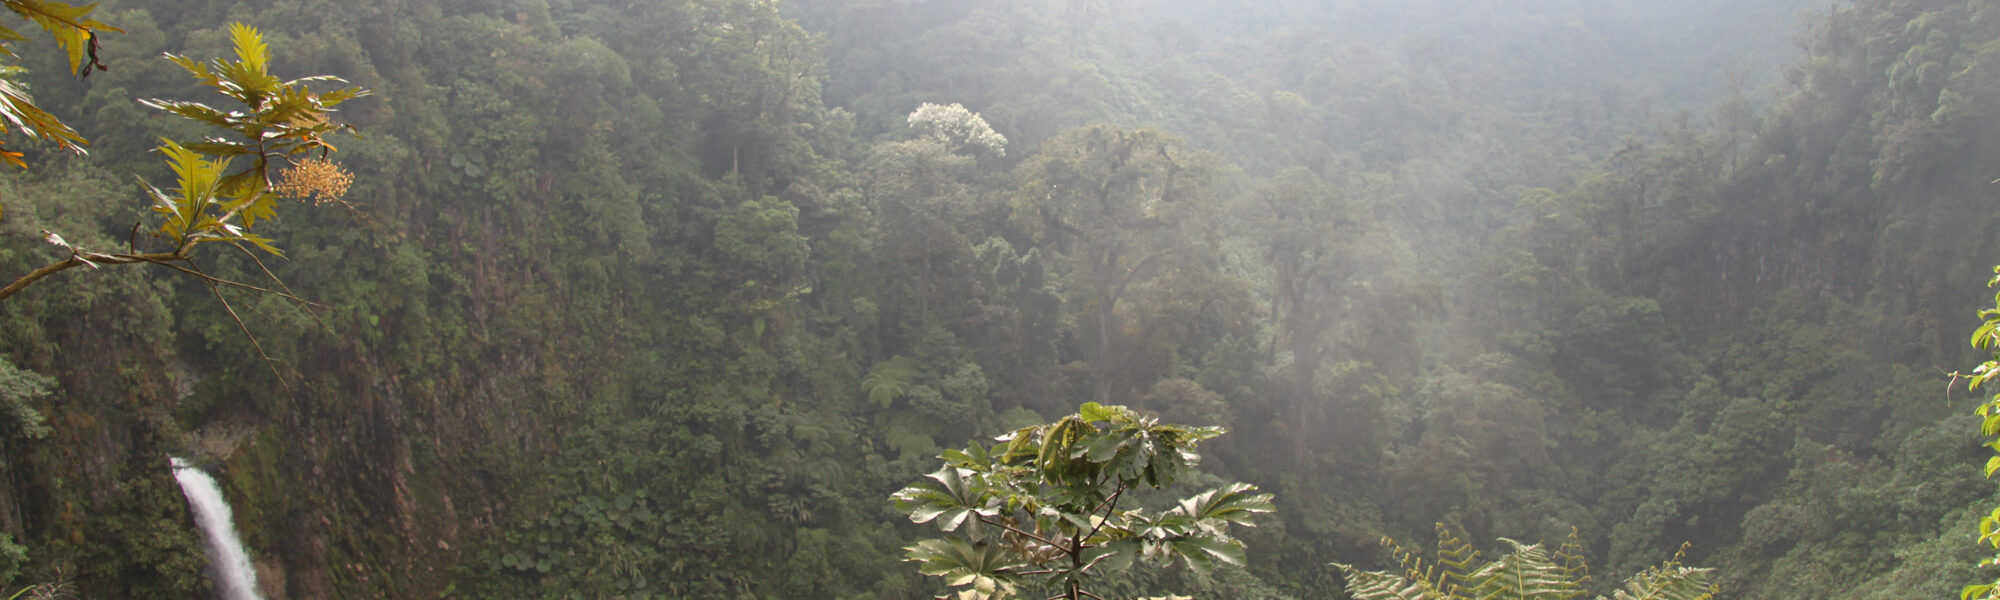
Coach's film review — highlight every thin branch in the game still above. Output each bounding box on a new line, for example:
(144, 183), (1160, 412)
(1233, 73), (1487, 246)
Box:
(3, 241), (331, 310)
(1081, 484), (1126, 543)
(128, 254), (324, 308)
(187, 260), (293, 393)
(225, 241), (333, 333)
(977, 515), (1064, 550)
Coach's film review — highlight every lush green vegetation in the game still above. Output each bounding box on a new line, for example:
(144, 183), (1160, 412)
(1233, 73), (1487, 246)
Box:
(0, 0), (1994, 598)
(1337, 525), (1715, 600)
(1962, 268), (2000, 600)
(891, 402), (1272, 600)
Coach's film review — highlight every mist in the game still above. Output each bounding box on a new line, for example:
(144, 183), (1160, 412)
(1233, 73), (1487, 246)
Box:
(0, 0), (1994, 598)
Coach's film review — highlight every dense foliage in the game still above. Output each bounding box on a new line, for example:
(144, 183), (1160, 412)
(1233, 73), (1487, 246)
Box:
(891, 402), (1272, 599)
(0, 0), (1992, 598)
(1337, 525), (1714, 600)
(1963, 268), (2000, 600)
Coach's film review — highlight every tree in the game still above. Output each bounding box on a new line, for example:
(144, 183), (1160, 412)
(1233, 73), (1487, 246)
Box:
(1335, 524), (1717, 600)
(890, 402), (1273, 600)
(1013, 126), (1217, 405)
(1960, 265), (2000, 600)
(1241, 169), (1366, 461)
(0, 22), (368, 302)
(907, 102), (1007, 157)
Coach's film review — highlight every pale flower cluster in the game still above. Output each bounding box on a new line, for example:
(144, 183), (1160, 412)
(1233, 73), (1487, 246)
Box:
(906, 102), (1007, 156)
(274, 157), (355, 205)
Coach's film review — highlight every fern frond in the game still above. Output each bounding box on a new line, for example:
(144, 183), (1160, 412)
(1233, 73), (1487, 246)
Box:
(1604, 544), (1715, 600)
(1553, 527), (1592, 591)
(1338, 562), (1446, 600)
(1466, 539), (1584, 600)
(1436, 523), (1483, 593)
(1387, 536), (1432, 584)
(862, 356), (918, 408)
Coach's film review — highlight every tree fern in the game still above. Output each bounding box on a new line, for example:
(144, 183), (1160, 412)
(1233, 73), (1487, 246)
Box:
(862, 355), (918, 408)
(1334, 564), (1443, 600)
(1553, 528), (1591, 592)
(1335, 527), (1716, 600)
(1603, 544), (1714, 600)
(1433, 524), (1482, 595)
(1464, 539), (1581, 600)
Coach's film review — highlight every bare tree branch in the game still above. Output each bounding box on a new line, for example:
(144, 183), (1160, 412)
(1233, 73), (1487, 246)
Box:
(187, 259), (293, 393)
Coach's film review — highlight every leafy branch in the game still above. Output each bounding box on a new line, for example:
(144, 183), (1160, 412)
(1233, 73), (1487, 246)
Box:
(891, 402), (1273, 600)
(1959, 265), (2000, 600)
(0, 22), (367, 388)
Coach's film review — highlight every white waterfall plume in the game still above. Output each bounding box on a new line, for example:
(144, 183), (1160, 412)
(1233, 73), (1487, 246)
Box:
(170, 457), (263, 600)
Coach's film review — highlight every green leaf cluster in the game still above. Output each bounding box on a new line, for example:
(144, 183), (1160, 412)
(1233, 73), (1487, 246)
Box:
(0, 0), (116, 180)
(1336, 525), (1715, 600)
(890, 403), (1272, 600)
(1962, 265), (2000, 600)
(135, 23), (368, 255)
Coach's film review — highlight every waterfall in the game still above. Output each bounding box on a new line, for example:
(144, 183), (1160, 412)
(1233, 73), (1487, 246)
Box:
(170, 457), (264, 600)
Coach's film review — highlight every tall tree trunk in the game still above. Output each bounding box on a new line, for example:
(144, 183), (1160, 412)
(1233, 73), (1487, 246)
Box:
(1095, 297), (1113, 406)
(1287, 306), (1320, 463)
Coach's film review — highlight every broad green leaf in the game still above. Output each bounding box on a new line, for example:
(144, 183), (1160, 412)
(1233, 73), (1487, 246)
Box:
(905, 538), (1023, 596)
(1079, 401), (1116, 422)
(1164, 536), (1243, 577)
(1080, 539), (1140, 575)
(1174, 483), (1275, 528)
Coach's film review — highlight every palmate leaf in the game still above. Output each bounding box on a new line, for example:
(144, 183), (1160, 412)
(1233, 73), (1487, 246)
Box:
(905, 538), (1024, 598)
(1039, 415), (1092, 470)
(1164, 535), (1246, 577)
(1081, 406), (1223, 489)
(894, 404), (1272, 600)
(1171, 483), (1274, 530)
(1079, 538), (1141, 576)
(1078, 401), (1125, 423)
(891, 467), (996, 534)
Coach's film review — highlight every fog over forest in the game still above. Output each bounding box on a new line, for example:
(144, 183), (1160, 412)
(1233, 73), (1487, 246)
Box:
(0, 0), (1995, 598)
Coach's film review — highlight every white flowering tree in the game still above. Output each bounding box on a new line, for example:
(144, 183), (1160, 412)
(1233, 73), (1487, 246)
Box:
(908, 102), (1008, 157)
